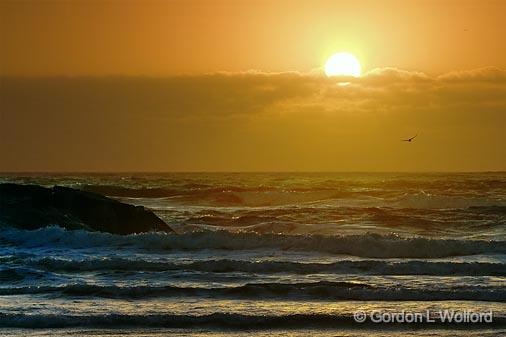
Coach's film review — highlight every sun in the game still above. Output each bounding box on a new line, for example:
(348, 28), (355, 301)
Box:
(324, 52), (361, 78)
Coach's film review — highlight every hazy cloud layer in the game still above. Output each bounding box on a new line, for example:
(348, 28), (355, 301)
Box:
(2, 67), (505, 117)
(1, 67), (505, 171)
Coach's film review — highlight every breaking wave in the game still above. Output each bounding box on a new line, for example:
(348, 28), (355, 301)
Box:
(1, 226), (505, 258)
(30, 257), (506, 276)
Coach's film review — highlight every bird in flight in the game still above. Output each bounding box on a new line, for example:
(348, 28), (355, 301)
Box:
(402, 134), (417, 142)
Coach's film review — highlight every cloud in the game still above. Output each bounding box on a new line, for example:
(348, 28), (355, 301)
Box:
(2, 66), (505, 120)
(1, 67), (505, 171)
(437, 67), (506, 83)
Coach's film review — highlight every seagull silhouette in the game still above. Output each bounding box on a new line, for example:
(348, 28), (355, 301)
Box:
(402, 134), (417, 142)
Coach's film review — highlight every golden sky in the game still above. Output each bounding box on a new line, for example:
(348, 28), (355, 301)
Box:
(0, 0), (505, 171)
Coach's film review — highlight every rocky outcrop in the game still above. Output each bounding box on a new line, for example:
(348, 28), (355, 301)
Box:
(0, 183), (174, 234)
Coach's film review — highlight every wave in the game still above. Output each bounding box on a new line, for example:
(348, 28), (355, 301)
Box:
(82, 183), (292, 194)
(393, 192), (506, 210)
(0, 266), (48, 282)
(467, 205), (506, 215)
(30, 257), (506, 276)
(1, 312), (503, 329)
(178, 206), (505, 234)
(81, 183), (506, 209)
(81, 185), (182, 198)
(85, 185), (349, 207)
(2, 281), (505, 302)
(0, 268), (27, 282)
(1, 226), (505, 258)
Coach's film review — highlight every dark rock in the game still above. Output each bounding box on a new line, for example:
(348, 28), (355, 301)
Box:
(0, 183), (174, 234)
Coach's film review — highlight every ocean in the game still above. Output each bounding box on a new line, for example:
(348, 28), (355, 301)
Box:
(0, 172), (505, 336)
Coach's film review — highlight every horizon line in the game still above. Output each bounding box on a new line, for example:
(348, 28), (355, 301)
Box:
(1, 170), (505, 175)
